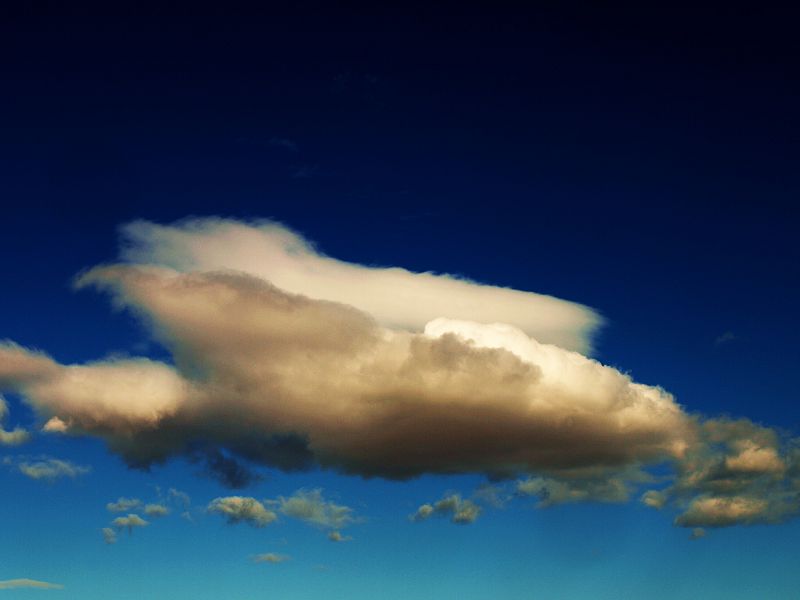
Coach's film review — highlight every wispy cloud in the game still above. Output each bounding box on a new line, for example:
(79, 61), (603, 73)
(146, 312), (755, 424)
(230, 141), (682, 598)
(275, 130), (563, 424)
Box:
(14, 457), (90, 482)
(252, 553), (290, 564)
(715, 331), (737, 345)
(106, 497), (143, 513)
(0, 578), (63, 590)
(0, 395), (30, 446)
(102, 527), (117, 545)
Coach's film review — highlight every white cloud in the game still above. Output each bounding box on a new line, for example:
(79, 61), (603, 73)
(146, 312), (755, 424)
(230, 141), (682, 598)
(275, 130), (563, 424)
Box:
(0, 579), (63, 590)
(208, 497), (276, 527)
(119, 218), (601, 353)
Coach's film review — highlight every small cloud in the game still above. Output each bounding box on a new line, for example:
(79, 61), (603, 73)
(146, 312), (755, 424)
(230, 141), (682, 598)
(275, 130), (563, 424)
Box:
(0, 396), (30, 446)
(208, 496), (277, 528)
(102, 527), (117, 545)
(107, 497), (143, 513)
(689, 527), (707, 540)
(715, 331), (737, 345)
(291, 165), (318, 179)
(641, 490), (667, 510)
(42, 416), (68, 433)
(411, 494), (481, 525)
(252, 553), (290, 564)
(144, 503), (170, 518)
(168, 488), (191, 509)
(268, 137), (299, 153)
(327, 530), (352, 543)
(112, 514), (149, 533)
(276, 489), (356, 530)
(17, 458), (90, 481)
(0, 578), (63, 590)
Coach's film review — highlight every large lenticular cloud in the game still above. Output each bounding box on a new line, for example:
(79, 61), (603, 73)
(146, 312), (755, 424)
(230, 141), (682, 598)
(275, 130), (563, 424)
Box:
(0, 218), (798, 529)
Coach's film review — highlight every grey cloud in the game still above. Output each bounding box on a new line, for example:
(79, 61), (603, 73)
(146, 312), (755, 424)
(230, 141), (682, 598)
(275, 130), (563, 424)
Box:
(327, 530), (352, 542)
(102, 527), (118, 544)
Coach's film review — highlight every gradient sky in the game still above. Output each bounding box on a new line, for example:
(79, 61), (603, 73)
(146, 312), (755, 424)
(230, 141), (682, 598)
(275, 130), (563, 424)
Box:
(1, 5), (800, 599)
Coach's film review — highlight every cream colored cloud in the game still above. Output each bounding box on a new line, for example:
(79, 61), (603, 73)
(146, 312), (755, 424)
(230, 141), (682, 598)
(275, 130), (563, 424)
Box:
(16, 458), (90, 481)
(277, 489), (355, 530)
(412, 494), (481, 524)
(208, 497), (276, 527)
(144, 503), (170, 518)
(119, 218), (601, 353)
(112, 514), (148, 532)
(0, 579), (63, 590)
(0, 219), (798, 531)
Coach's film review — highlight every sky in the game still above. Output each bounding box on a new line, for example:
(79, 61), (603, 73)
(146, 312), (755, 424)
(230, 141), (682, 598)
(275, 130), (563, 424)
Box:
(1, 5), (800, 599)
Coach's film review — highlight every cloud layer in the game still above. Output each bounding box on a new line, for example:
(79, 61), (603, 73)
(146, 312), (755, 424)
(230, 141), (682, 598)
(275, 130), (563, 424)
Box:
(0, 579), (63, 590)
(0, 218), (797, 530)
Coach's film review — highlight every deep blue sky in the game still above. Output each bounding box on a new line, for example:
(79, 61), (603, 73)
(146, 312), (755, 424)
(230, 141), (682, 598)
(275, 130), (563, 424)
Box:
(1, 5), (799, 598)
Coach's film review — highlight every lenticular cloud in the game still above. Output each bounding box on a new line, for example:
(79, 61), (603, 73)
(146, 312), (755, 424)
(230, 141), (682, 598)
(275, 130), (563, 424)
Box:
(0, 218), (798, 529)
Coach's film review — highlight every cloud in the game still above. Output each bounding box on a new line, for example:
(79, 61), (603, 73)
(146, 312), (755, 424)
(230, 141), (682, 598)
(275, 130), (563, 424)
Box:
(16, 458), (90, 481)
(118, 218), (601, 353)
(252, 553), (290, 564)
(689, 527), (707, 540)
(102, 527), (117, 544)
(208, 497), (276, 527)
(144, 503), (170, 518)
(0, 218), (798, 532)
(715, 331), (737, 345)
(0, 579), (63, 590)
(112, 514), (149, 533)
(168, 488), (191, 509)
(327, 530), (352, 542)
(107, 497), (143, 513)
(277, 489), (356, 530)
(411, 494), (481, 525)
(0, 395), (30, 446)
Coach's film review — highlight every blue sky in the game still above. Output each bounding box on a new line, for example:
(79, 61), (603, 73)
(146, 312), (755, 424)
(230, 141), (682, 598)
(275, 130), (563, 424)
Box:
(1, 5), (800, 598)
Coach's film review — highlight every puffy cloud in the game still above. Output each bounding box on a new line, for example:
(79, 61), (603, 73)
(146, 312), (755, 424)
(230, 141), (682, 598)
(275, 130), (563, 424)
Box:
(208, 497), (276, 527)
(120, 218), (601, 353)
(107, 497), (143, 513)
(643, 419), (800, 528)
(0, 265), (690, 482)
(0, 395), (29, 446)
(0, 218), (798, 532)
(641, 490), (667, 509)
(277, 489), (355, 530)
(112, 514), (148, 532)
(0, 579), (63, 590)
(144, 503), (170, 518)
(102, 527), (118, 544)
(16, 458), (90, 481)
(252, 553), (289, 564)
(412, 494), (481, 525)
